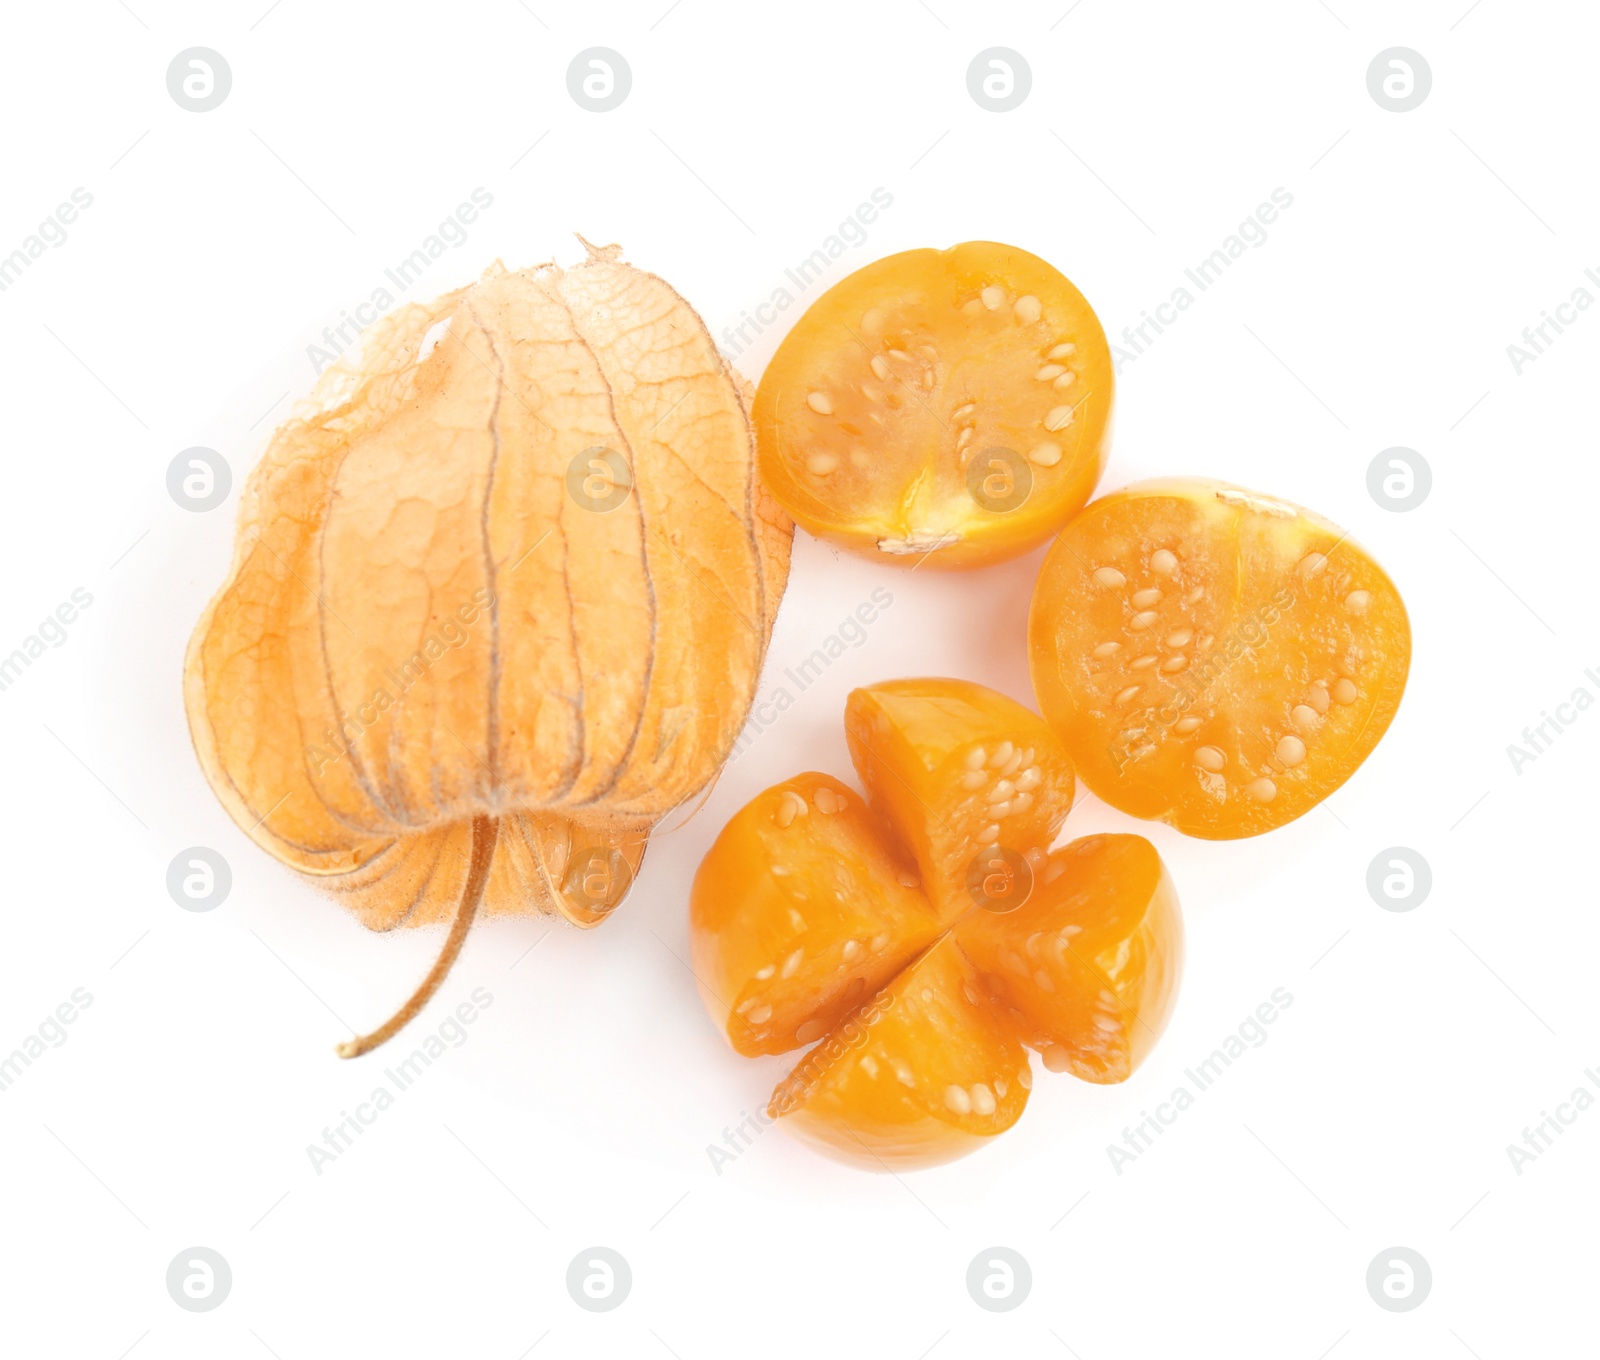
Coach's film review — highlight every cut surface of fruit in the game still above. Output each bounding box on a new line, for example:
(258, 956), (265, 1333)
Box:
(844, 678), (1075, 915)
(690, 679), (1184, 1170)
(956, 834), (1182, 1083)
(1028, 478), (1410, 838)
(768, 936), (1031, 1170)
(689, 774), (948, 1057)
(754, 241), (1113, 568)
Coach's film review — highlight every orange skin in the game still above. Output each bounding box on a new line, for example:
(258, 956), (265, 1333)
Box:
(689, 679), (1183, 1171)
(1029, 479), (1411, 838)
(754, 242), (1113, 568)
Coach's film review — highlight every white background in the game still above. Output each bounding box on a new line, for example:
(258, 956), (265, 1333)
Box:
(1, 1), (1594, 1356)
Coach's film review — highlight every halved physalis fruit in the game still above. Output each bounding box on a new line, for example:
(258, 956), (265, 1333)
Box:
(844, 679), (1075, 915)
(1029, 478), (1410, 838)
(690, 774), (949, 1057)
(754, 241), (1112, 568)
(956, 834), (1182, 1083)
(768, 937), (1031, 1170)
(692, 680), (1184, 1170)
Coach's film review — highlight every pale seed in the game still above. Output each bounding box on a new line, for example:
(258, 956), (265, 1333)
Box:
(813, 785), (846, 813)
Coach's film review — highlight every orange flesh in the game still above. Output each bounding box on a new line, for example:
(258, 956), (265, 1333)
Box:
(956, 834), (1182, 1083)
(688, 774), (948, 1058)
(690, 679), (1184, 1169)
(754, 242), (1113, 568)
(769, 937), (1031, 1170)
(1029, 479), (1411, 838)
(844, 679), (1075, 916)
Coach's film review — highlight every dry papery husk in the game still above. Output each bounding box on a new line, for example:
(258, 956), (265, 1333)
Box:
(185, 240), (792, 1056)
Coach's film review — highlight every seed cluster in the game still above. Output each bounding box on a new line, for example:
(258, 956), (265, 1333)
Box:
(956, 740), (1045, 846)
(1089, 543), (1370, 807)
(980, 922), (1131, 1079)
(1093, 548), (1212, 728)
(799, 281), (1081, 485)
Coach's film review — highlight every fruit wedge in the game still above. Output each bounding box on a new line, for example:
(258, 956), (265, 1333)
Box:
(769, 936), (1032, 1170)
(956, 834), (1182, 1083)
(844, 678), (1076, 916)
(689, 774), (948, 1057)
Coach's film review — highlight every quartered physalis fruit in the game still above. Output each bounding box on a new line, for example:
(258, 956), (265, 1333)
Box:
(844, 678), (1076, 915)
(689, 774), (949, 1058)
(1029, 478), (1411, 839)
(690, 679), (1185, 1170)
(753, 241), (1113, 568)
(956, 834), (1182, 1083)
(768, 937), (1032, 1170)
